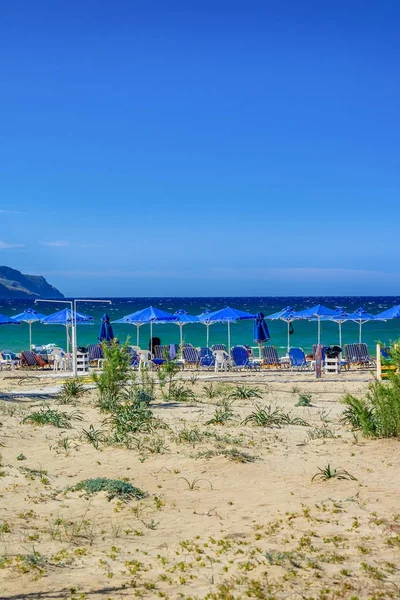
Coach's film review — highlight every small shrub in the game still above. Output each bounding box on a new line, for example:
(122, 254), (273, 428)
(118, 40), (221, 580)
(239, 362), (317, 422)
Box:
(107, 397), (155, 436)
(80, 425), (107, 449)
(242, 404), (309, 428)
(16, 453), (27, 461)
(57, 379), (86, 405)
(22, 407), (83, 428)
(296, 392), (313, 407)
(205, 399), (235, 425)
(307, 425), (337, 440)
(71, 478), (147, 502)
(311, 464), (357, 482)
(230, 385), (262, 400)
(175, 426), (204, 445)
(202, 383), (218, 399)
(169, 383), (195, 403)
(93, 341), (132, 412)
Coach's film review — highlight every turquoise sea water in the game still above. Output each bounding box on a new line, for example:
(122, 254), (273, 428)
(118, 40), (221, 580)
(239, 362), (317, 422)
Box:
(1, 297), (399, 355)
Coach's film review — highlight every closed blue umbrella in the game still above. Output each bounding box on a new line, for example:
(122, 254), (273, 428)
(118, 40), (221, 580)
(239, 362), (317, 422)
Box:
(99, 314), (114, 342)
(14, 308), (47, 348)
(202, 306), (256, 350)
(253, 312), (270, 358)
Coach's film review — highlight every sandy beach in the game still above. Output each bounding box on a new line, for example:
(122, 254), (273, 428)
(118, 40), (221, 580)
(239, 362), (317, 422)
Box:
(1, 368), (400, 599)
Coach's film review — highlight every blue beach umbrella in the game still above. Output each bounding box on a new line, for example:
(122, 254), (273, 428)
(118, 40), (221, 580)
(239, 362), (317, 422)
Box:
(42, 308), (93, 354)
(202, 306), (256, 350)
(113, 306), (177, 351)
(13, 308), (47, 349)
(0, 313), (20, 348)
(345, 307), (377, 344)
(99, 314), (114, 343)
(253, 312), (270, 358)
(265, 306), (298, 353)
(375, 305), (400, 320)
(294, 304), (338, 345)
(173, 310), (200, 346)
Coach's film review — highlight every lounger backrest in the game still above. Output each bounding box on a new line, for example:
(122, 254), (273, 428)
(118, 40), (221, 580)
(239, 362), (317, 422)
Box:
(182, 346), (200, 364)
(199, 347), (214, 366)
(289, 347), (307, 367)
(34, 354), (48, 368)
(262, 346), (279, 365)
(87, 344), (103, 360)
(212, 344), (227, 352)
(154, 345), (170, 359)
(231, 345), (249, 367)
(21, 350), (38, 366)
(357, 343), (370, 361)
(345, 344), (360, 363)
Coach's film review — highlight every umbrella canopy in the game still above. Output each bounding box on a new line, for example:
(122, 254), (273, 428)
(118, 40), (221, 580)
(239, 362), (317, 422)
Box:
(173, 310), (200, 346)
(42, 308), (93, 354)
(99, 314), (114, 342)
(14, 308), (47, 348)
(201, 306), (256, 350)
(265, 306), (298, 353)
(253, 312), (270, 358)
(375, 305), (400, 320)
(294, 304), (338, 345)
(0, 313), (20, 325)
(113, 306), (177, 352)
(318, 309), (353, 347)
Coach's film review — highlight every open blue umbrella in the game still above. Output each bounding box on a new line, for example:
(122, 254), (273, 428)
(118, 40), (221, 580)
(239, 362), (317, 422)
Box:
(345, 307), (377, 344)
(112, 306), (177, 349)
(265, 306), (298, 353)
(294, 304), (338, 345)
(202, 306), (256, 350)
(173, 310), (200, 346)
(42, 308), (93, 354)
(375, 305), (400, 320)
(253, 312), (270, 358)
(99, 314), (114, 342)
(13, 308), (47, 349)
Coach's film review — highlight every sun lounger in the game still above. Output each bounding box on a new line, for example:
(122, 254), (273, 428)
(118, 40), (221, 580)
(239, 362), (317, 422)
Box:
(0, 351), (18, 370)
(199, 347), (215, 368)
(231, 345), (259, 370)
(345, 343), (373, 368)
(357, 343), (376, 367)
(289, 347), (310, 370)
(20, 350), (51, 369)
(262, 346), (285, 368)
(87, 344), (104, 368)
(182, 344), (200, 368)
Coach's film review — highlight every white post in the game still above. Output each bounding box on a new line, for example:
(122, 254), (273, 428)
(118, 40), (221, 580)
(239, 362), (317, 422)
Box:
(339, 322), (342, 348)
(287, 320), (290, 353)
(376, 344), (382, 381)
(359, 321), (362, 344)
(150, 320), (153, 355)
(318, 318), (321, 345)
(180, 323), (183, 347)
(227, 321), (231, 351)
(29, 322), (32, 349)
(136, 325), (140, 347)
(206, 324), (209, 348)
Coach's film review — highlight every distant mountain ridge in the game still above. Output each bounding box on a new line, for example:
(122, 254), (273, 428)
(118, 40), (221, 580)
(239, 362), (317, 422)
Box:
(0, 266), (64, 299)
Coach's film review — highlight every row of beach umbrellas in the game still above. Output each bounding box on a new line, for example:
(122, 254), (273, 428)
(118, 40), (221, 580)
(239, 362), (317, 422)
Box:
(1, 303), (400, 353)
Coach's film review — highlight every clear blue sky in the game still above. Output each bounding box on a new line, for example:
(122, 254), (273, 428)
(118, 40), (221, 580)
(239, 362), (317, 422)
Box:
(1, 0), (400, 297)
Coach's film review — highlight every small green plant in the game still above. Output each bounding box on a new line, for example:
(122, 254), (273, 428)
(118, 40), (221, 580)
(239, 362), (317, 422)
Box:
(169, 383), (195, 403)
(57, 379), (86, 405)
(93, 341), (132, 412)
(71, 478), (147, 502)
(80, 425), (106, 449)
(307, 425), (337, 440)
(205, 399), (235, 425)
(175, 426), (204, 445)
(196, 448), (257, 463)
(158, 358), (181, 401)
(230, 385), (262, 400)
(296, 392), (312, 407)
(22, 407), (83, 428)
(311, 464), (357, 482)
(178, 476), (212, 490)
(16, 453), (27, 461)
(189, 374), (199, 386)
(202, 383), (218, 399)
(242, 404), (309, 428)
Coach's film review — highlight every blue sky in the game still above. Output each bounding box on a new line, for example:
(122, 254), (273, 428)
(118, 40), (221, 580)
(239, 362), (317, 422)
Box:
(1, 0), (400, 297)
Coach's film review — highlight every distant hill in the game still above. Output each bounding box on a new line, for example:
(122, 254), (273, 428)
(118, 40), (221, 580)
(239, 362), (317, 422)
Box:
(0, 266), (64, 299)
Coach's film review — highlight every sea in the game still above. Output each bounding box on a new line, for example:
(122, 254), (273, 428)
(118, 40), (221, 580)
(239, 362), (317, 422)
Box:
(1, 297), (399, 354)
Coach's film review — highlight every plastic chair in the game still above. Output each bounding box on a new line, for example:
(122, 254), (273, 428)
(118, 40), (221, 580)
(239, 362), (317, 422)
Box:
(213, 349), (229, 372)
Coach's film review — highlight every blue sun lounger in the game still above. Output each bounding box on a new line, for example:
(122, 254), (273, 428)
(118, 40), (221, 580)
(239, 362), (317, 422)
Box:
(231, 345), (259, 370)
(289, 347), (310, 370)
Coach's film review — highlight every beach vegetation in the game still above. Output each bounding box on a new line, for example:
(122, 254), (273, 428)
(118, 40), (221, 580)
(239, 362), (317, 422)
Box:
(93, 340), (132, 412)
(22, 406), (83, 428)
(202, 382), (218, 399)
(178, 476), (212, 490)
(70, 478), (147, 502)
(296, 392), (313, 407)
(195, 448), (257, 463)
(80, 425), (107, 449)
(168, 383), (195, 402)
(311, 464), (357, 482)
(174, 426), (205, 445)
(229, 384), (262, 400)
(205, 399), (235, 425)
(307, 425), (337, 440)
(158, 358), (181, 401)
(57, 379), (86, 405)
(242, 404), (309, 428)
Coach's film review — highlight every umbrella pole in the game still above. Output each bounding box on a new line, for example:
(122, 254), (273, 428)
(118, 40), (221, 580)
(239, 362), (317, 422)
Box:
(29, 322), (32, 349)
(150, 321), (153, 355)
(206, 324), (209, 348)
(287, 321), (290, 354)
(136, 325), (140, 347)
(228, 321), (230, 351)
(318, 319), (321, 345)
(180, 324), (183, 347)
(339, 322), (342, 348)
(359, 321), (362, 344)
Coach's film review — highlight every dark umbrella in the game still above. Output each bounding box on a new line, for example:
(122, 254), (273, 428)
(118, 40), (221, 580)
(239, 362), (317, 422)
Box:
(99, 314), (114, 342)
(253, 312), (270, 358)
